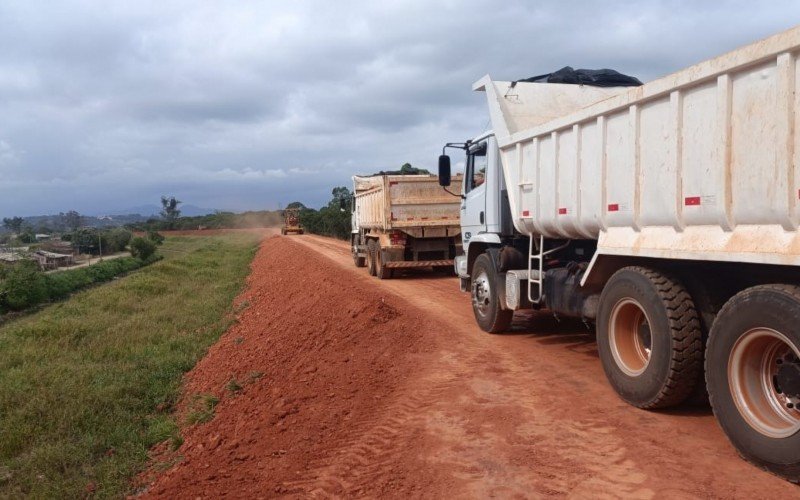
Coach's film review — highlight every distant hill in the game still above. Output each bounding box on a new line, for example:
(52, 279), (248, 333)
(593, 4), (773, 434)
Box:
(0, 206), (258, 235)
(112, 204), (216, 218)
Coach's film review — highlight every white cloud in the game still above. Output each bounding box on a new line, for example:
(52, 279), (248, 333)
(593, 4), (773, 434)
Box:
(211, 167), (288, 181)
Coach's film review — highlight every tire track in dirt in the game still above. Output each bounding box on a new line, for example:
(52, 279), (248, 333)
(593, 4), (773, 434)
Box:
(291, 234), (797, 498)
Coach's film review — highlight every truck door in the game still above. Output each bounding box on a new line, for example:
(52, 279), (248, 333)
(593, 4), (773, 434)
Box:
(461, 140), (489, 249)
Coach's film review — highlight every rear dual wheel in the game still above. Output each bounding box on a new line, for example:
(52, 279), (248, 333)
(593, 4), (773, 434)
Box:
(706, 285), (800, 481)
(366, 240), (377, 276)
(352, 238), (366, 268)
(597, 267), (703, 409)
(373, 245), (393, 279)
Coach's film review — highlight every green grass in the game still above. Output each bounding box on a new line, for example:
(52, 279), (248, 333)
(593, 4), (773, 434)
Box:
(0, 233), (260, 498)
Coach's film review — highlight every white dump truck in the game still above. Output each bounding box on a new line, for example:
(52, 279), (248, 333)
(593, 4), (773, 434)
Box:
(351, 174), (463, 279)
(438, 26), (800, 480)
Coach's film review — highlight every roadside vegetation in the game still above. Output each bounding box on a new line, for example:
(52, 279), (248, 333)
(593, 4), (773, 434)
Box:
(0, 232), (261, 497)
(0, 232), (164, 315)
(0, 256), (159, 314)
(295, 187), (353, 240)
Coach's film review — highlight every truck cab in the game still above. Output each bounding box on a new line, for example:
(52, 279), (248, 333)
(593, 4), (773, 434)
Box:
(446, 133), (516, 292)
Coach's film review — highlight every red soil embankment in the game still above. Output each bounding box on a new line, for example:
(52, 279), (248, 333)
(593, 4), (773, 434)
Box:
(140, 235), (440, 498)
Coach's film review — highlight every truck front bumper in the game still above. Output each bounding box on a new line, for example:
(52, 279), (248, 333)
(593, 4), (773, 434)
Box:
(454, 255), (468, 278)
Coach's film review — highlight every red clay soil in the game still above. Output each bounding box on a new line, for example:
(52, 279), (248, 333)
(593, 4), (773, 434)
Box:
(139, 235), (443, 498)
(139, 234), (799, 498)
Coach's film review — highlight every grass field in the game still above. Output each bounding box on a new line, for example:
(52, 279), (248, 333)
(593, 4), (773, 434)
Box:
(0, 233), (262, 498)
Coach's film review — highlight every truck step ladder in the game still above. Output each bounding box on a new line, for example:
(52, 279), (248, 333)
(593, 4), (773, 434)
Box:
(527, 234), (568, 304)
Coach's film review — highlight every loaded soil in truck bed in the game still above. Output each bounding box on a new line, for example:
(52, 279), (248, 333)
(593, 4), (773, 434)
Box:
(138, 233), (797, 498)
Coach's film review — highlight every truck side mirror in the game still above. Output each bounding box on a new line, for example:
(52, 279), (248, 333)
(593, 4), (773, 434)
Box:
(438, 155), (451, 187)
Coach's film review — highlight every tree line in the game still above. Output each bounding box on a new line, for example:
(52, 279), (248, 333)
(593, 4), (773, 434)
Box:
(287, 186), (352, 240)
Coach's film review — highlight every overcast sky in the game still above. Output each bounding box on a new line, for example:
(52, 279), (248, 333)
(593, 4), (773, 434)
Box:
(1, 1), (798, 217)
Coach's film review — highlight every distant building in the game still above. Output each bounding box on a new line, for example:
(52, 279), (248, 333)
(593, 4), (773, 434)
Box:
(35, 234), (51, 241)
(32, 250), (74, 270)
(40, 239), (74, 255)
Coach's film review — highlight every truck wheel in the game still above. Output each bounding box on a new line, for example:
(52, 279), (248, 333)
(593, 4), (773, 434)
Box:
(597, 267), (702, 409)
(471, 253), (512, 333)
(706, 285), (800, 482)
(366, 240), (377, 276)
(352, 240), (366, 268)
(375, 247), (393, 279)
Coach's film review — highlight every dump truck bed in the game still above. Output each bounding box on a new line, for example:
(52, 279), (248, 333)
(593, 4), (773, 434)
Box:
(476, 25), (800, 268)
(353, 174), (462, 232)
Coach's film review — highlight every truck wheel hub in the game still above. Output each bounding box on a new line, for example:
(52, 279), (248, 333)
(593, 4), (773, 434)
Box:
(729, 328), (800, 438)
(776, 361), (800, 400)
(608, 298), (652, 377)
(472, 272), (491, 317)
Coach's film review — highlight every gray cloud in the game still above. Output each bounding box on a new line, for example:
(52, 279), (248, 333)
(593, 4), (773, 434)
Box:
(1, 0), (798, 217)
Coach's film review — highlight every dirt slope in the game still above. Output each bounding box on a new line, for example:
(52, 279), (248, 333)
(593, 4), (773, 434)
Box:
(141, 234), (798, 498)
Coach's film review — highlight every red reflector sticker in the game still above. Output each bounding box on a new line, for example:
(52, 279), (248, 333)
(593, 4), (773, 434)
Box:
(607, 204), (619, 212)
(389, 181), (398, 186)
(522, 210), (530, 217)
(685, 196), (701, 206)
(558, 208), (567, 215)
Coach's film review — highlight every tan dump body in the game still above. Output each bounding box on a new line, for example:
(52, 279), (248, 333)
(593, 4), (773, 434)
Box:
(351, 174), (463, 276)
(353, 174), (462, 236)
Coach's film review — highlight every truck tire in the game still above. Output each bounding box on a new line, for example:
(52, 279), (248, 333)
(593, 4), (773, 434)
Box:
(366, 240), (377, 276)
(706, 285), (800, 482)
(597, 267), (703, 409)
(352, 239), (366, 268)
(471, 253), (513, 333)
(375, 246), (393, 279)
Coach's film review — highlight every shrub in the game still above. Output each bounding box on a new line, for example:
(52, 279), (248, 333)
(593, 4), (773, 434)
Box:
(0, 261), (49, 312)
(130, 237), (157, 260)
(105, 228), (133, 253)
(17, 230), (36, 244)
(147, 230), (165, 245)
(71, 227), (101, 254)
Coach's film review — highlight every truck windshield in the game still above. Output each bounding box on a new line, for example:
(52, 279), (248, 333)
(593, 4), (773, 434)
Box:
(466, 142), (488, 192)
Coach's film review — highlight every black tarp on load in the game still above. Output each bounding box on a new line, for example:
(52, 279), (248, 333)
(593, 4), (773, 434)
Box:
(516, 66), (643, 87)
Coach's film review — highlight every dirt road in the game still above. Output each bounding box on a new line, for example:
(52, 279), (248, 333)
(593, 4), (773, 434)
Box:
(142, 233), (797, 498)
